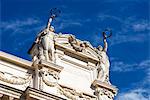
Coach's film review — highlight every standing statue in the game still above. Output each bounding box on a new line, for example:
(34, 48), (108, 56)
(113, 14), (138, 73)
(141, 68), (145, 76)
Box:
(35, 8), (61, 62)
(96, 29), (112, 84)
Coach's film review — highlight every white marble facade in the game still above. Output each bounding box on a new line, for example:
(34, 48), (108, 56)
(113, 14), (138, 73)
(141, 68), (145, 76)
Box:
(0, 30), (117, 100)
(0, 15), (117, 99)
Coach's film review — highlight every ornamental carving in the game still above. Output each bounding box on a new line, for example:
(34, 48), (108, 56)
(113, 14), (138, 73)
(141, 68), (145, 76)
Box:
(68, 35), (87, 52)
(0, 71), (32, 85)
(95, 87), (115, 99)
(58, 86), (95, 100)
(40, 68), (59, 87)
(39, 69), (95, 100)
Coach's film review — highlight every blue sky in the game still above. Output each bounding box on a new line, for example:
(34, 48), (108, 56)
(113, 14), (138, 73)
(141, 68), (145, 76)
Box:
(1, 0), (150, 99)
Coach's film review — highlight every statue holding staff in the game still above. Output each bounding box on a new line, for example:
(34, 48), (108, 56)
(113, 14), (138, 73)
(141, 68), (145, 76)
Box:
(35, 8), (61, 62)
(96, 29), (112, 84)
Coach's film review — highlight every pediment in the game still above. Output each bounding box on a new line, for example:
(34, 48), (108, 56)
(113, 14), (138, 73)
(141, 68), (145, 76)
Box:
(54, 33), (99, 60)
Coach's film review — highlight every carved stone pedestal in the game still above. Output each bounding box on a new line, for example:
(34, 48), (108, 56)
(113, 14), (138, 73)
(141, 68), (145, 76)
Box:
(91, 80), (117, 100)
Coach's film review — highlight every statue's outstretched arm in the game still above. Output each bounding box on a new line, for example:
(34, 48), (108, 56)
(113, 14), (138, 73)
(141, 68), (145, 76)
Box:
(103, 38), (108, 52)
(47, 17), (53, 29)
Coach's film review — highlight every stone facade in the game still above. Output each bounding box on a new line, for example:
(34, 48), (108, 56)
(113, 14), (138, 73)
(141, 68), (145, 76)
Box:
(0, 31), (117, 100)
(0, 11), (117, 100)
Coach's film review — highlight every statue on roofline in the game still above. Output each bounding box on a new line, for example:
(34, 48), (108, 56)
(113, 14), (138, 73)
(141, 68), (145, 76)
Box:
(35, 8), (61, 62)
(96, 29), (112, 84)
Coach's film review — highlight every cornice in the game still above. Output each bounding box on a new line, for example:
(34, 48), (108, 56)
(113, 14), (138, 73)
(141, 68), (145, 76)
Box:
(0, 51), (33, 69)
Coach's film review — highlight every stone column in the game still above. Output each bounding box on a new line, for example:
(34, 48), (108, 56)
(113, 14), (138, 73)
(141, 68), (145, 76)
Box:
(33, 64), (40, 90)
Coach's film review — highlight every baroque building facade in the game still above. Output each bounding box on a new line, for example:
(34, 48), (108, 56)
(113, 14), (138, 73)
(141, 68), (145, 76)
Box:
(0, 13), (117, 100)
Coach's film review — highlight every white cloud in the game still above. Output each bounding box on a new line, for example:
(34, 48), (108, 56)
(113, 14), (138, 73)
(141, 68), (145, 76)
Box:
(96, 14), (149, 45)
(115, 61), (150, 100)
(133, 22), (150, 32)
(116, 67), (150, 100)
(54, 12), (92, 31)
(115, 63), (150, 100)
(0, 18), (45, 52)
(55, 19), (83, 30)
(0, 18), (45, 39)
(110, 33), (148, 46)
(0, 18), (40, 31)
(111, 61), (136, 72)
(139, 60), (150, 68)
(98, 14), (123, 23)
(142, 67), (150, 84)
(117, 88), (150, 100)
(111, 59), (150, 72)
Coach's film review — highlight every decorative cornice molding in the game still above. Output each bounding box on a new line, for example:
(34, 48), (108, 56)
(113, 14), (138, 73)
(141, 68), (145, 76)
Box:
(39, 60), (64, 72)
(91, 80), (118, 94)
(24, 87), (66, 100)
(0, 83), (23, 99)
(91, 79), (118, 99)
(55, 43), (99, 63)
(0, 51), (33, 69)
